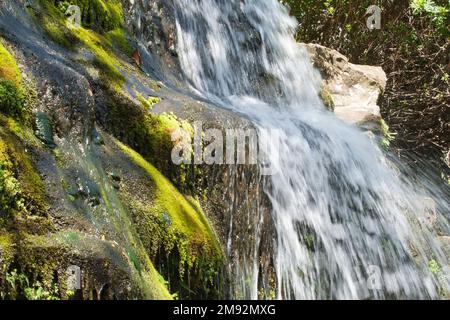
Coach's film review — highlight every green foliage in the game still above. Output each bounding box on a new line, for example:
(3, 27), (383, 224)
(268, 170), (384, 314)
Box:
(5, 269), (59, 300)
(319, 86), (334, 111)
(5, 269), (29, 293)
(380, 119), (396, 150)
(411, 0), (449, 28)
(0, 42), (27, 120)
(57, 1), (71, 13)
(24, 281), (59, 300)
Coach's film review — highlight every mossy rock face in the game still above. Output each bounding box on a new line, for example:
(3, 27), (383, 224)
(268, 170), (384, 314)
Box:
(30, 0), (79, 48)
(105, 28), (134, 57)
(33, 0), (123, 37)
(58, 0), (124, 33)
(0, 231), (167, 300)
(74, 27), (126, 87)
(117, 140), (221, 258)
(115, 140), (224, 298)
(0, 0), (226, 300)
(104, 91), (202, 195)
(102, 91), (191, 172)
(30, 0), (132, 89)
(0, 232), (14, 274)
(0, 116), (48, 218)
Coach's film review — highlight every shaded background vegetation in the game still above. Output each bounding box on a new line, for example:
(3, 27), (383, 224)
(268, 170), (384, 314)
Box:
(281, 0), (449, 178)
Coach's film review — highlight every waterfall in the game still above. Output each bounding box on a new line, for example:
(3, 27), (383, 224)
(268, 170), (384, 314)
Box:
(170, 0), (449, 299)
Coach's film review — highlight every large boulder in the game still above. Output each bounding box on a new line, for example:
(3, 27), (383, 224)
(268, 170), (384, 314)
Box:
(303, 43), (387, 129)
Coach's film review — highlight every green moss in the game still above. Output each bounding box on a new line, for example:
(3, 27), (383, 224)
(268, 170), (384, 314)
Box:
(137, 93), (161, 111)
(0, 117), (48, 217)
(0, 41), (27, 120)
(428, 259), (441, 275)
(74, 27), (125, 87)
(31, 0), (125, 46)
(380, 119), (396, 150)
(319, 86), (335, 111)
(0, 159), (24, 215)
(106, 28), (134, 57)
(116, 140), (222, 269)
(0, 80), (26, 120)
(5, 117), (41, 148)
(0, 232), (14, 272)
(30, 0), (78, 48)
(31, 1), (132, 89)
(67, 0), (124, 32)
(54, 230), (171, 299)
(0, 41), (22, 86)
(148, 112), (193, 165)
(105, 92), (194, 175)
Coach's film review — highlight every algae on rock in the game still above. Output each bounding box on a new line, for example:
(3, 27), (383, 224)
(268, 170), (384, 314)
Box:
(0, 40), (26, 120)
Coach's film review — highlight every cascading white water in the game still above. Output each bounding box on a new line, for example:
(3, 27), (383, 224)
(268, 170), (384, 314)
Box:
(172, 0), (449, 299)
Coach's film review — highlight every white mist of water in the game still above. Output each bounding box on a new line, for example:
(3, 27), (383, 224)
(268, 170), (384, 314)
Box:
(172, 0), (449, 299)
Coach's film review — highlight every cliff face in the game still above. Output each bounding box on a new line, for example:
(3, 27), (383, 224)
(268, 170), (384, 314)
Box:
(0, 0), (408, 300)
(0, 0), (228, 300)
(0, 0), (276, 300)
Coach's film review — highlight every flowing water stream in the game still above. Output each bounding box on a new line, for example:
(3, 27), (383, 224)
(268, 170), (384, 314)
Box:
(170, 0), (449, 299)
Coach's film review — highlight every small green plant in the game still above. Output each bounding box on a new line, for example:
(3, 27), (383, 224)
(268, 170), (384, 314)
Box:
(137, 93), (161, 111)
(5, 269), (60, 300)
(428, 259), (441, 275)
(24, 281), (60, 300)
(0, 161), (26, 213)
(5, 269), (29, 292)
(380, 120), (396, 150)
(319, 86), (334, 111)
(57, 1), (71, 14)
(441, 72), (449, 84)
(410, 0), (449, 28)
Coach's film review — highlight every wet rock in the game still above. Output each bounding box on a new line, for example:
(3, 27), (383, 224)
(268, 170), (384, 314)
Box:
(77, 177), (101, 207)
(109, 171), (122, 189)
(0, 1), (96, 142)
(0, 0), (274, 299)
(93, 127), (104, 146)
(109, 171), (122, 182)
(303, 43), (387, 128)
(122, 0), (181, 80)
(35, 112), (56, 149)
